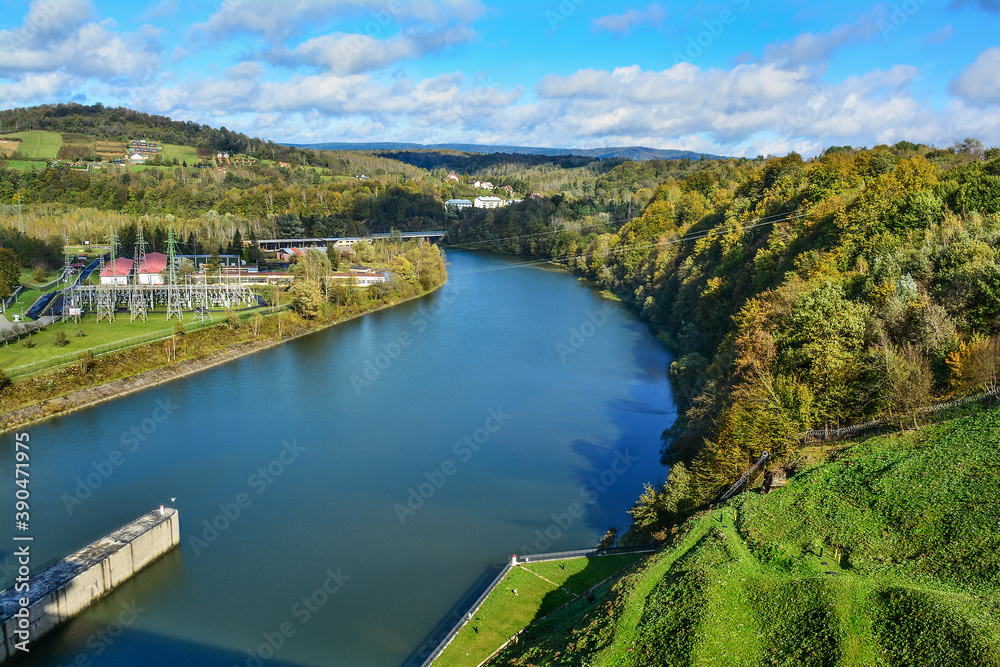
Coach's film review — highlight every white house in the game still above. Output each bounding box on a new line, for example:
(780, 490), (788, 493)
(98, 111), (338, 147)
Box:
(474, 196), (503, 209)
(472, 180), (495, 191)
(446, 199), (473, 210)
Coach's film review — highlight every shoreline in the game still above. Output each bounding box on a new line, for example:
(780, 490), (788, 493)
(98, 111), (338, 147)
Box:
(0, 281), (446, 435)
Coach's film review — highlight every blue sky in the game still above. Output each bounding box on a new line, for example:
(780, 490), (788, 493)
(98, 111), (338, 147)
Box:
(1, 0), (999, 156)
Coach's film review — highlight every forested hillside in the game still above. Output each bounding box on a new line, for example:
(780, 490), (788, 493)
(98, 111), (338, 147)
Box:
(447, 139), (1000, 523)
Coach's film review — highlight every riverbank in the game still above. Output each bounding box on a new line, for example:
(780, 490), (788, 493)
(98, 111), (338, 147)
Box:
(0, 279), (447, 435)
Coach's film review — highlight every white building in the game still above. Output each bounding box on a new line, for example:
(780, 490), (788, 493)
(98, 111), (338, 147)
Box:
(446, 199), (473, 210)
(474, 196), (503, 209)
(100, 258), (134, 285)
(137, 252), (168, 285)
(472, 180), (495, 191)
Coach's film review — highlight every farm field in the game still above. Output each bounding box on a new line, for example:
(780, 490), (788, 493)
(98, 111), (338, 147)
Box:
(490, 409), (1000, 667)
(1, 160), (44, 171)
(0, 130), (62, 159)
(159, 142), (200, 164)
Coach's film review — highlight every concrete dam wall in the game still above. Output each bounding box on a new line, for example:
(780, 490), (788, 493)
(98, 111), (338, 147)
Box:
(0, 508), (180, 662)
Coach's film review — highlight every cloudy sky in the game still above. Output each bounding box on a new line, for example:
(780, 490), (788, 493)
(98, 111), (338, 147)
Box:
(1, 0), (998, 156)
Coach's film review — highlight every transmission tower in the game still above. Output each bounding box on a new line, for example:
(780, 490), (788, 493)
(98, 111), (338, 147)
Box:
(130, 227), (149, 322)
(60, 236), (79, 323)
(96, 228), (117, 323)
(165, 226), (183, 321)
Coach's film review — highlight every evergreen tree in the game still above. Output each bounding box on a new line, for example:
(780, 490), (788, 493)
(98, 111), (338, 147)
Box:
(229, 228), (244, 258)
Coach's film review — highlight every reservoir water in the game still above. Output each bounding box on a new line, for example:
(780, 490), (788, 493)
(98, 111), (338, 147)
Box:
(0, 250), (675, 667)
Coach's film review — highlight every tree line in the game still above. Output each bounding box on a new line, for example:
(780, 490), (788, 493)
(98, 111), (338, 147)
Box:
(448, 139), (1000, 541)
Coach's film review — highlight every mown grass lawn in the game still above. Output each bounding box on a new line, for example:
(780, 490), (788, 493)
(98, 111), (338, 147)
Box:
(159, 143), (200, 164)
(1, 131), (63, 159)
(0, 310), (239, 373)
(434, 554), (646, 667)
(2, 160), (45, 171)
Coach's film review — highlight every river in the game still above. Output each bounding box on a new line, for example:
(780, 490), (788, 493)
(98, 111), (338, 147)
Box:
(0, 250), (675, 667)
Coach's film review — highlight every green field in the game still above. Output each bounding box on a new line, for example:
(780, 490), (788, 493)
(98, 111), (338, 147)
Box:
(435, 554), (646, 667)
(2, 160), (44, 171)
(159, 143), (200, 164)
(491, 409), (1000, 667)
(1, 131), (63, 159)
(0, 307), (252, 373)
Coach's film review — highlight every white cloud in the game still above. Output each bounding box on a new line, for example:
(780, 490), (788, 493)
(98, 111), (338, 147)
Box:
(922, 25), (953, 45)
(761, 11), (879, 66)
(138, 54), (976, 159)
(949, 47), (1000, 107)
(267, 23), (477, 75)
(591, 4), (667, 36)
(189, 0), (486, 44)
(0, 71), (82, 103)
(0, 0), (162, 81)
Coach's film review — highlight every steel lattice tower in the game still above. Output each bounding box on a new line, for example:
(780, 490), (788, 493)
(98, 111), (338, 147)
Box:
(96, 228), (117, 323)
(165, 226), (184, 321)
(129, 227), (148, 322)
(60, 236), (80, 323)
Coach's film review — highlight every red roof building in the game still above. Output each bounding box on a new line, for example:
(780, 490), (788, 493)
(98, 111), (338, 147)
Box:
(137, 252), (168, 284)
(100, 258), (134, 285)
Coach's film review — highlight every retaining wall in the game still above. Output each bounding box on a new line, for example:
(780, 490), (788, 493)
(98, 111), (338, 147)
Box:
(0, 508), (180, 662)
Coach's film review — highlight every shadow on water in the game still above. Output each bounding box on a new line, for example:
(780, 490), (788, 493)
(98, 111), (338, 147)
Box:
(397, 564), (504, 667)
(569, 320), (677, 535)
(16, 548), (312, 667)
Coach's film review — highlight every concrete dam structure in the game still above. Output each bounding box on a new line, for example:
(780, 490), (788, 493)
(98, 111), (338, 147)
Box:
(0, 508), (179, 662)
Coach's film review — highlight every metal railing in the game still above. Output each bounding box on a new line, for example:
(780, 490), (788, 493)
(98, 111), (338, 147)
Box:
(419, 562), (514, 667)
(719, 451), (769, 501)
(418, 543), (657, 667)
(802, 389), (1000, 443)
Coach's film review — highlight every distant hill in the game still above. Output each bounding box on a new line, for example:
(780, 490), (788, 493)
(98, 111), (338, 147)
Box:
(290, 142), (727, 162)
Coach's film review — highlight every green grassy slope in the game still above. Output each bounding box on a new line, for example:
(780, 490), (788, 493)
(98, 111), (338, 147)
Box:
(490, 408), (1000, 667)
(436, 554), (645, 667)
(1, 130), (63, 159)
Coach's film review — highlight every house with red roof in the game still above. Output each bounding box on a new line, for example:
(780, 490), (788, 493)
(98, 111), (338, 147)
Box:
(137, 252), (168, 285)
(100, 258), (134, 285)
